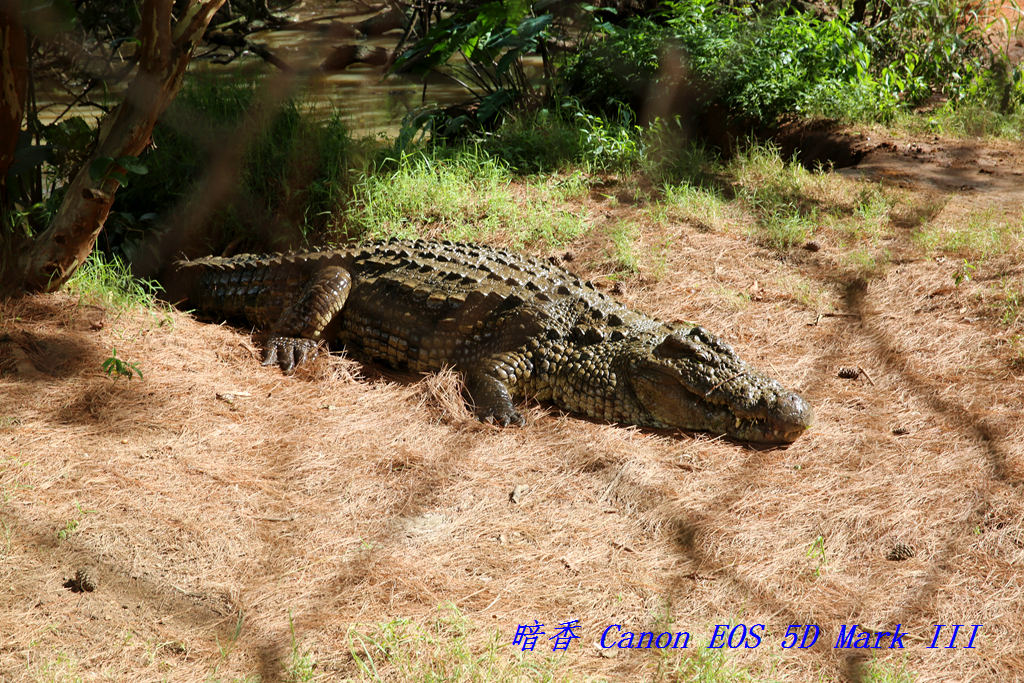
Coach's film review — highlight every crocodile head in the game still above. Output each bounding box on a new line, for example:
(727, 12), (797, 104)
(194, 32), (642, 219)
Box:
(628, 326), (813, 444)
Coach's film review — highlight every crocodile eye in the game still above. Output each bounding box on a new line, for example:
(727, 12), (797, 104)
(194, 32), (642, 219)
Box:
(654, 334), (710, 362)
(654, 334), (696, 358)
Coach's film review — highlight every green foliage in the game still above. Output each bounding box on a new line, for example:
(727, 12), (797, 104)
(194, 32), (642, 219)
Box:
(56, 519), (80, 540)
(110, 71), (351, 258)
(643, 120), (721, 187)
(102, 347), (143, 382)
(392, 1), (555, 137)
(565, 0), (883, 123)
(867, 0), (1013, 109)
(474, 108), (584, 173)
(562, 0), (1022, 126)
(56, 502), (96, 541)
(561, 17), (665, 116)
(953, 260), (977, 287)
(667, 0), (877, 121)
(88, 155), (148, 188)
(426, 101), (645, 175)
(42, 117), (97, 186)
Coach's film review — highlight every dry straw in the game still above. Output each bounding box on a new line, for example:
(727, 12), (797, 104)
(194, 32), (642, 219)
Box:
(2, 199), (1023, 682)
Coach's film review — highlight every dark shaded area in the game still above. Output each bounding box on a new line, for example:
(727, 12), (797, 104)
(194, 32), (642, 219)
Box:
(772, 119), (872, 171)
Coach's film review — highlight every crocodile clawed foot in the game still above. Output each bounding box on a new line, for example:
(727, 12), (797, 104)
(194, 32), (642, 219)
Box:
(262, 337), (320, 374)
(480, 408), (525, 427)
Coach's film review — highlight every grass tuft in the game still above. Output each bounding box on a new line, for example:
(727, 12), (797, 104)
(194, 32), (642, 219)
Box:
(67, 253), (164, 312)
(344, 147), (586, 247)
(914, 209), (1024, 261)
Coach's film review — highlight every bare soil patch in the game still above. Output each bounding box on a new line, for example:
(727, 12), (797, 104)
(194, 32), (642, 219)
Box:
(2, 128), (1024, 682)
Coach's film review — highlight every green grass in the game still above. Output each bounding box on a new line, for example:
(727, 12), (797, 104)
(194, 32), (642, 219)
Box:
(659, 183), (732, 233)
(849, 188), (893, 244)
(26, 651), (84, 683)
(346, 604), (574, 683)
(856, 656), (917, 683)
(994, 284), (1023, 328)
(67, 253), (164, 312)
(651, 645), (761, 683)
(841, 248), (891, 281)
(466, 105), (642, 175)
(891, 102), (1024, 142)
(914, 209), (1024, 261)
(607, 222), (641, 275)
(727, 144), (820, 250)
(751, 209), (816, 251)
(340, 605), (788, 683)
(345, 147), (586, 247)
(285, 612), (317, 682)
(980, 278), (1024, 329)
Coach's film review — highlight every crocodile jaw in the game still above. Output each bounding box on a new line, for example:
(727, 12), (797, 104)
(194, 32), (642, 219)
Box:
(631, 372), (813, 443)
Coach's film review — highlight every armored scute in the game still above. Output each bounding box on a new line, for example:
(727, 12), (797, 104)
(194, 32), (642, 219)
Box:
(177, 239), (813, 443)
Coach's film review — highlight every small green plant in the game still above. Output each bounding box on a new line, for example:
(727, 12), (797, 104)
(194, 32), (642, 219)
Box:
(286, 611), (317, 683)
(102, 347), (144, 382)
(56, 519), (80, 540)
(56, 502), (96, 540)
(210, 610), (246, 678)
(0, 416), (22, 430)
(806, 535), (828, 577)
(858, 655), (917, 683)
(953, 260), (977, 287)
(987, 280), (1024, 328)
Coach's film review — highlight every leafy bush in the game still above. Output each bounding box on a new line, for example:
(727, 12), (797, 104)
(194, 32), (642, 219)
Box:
(562, 0), (1022, 125)
(561, 17), (665, 117)
(109, 71), (351, 259)
(391, 0), (557, 138)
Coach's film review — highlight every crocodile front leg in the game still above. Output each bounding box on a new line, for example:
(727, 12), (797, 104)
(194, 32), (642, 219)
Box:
(261, 266), (352, 373)
(464, 366), (525, 426)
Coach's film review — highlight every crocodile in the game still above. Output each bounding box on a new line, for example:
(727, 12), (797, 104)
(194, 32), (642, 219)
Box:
(176, 239), (813, 443)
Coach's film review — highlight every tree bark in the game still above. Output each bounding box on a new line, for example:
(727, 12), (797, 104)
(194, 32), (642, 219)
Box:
(0, 0), (28, 180)
(14, 0), (226, 293)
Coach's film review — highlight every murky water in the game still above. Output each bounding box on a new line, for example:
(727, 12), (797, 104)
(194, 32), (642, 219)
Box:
(35, 0), (471, 138)
(249, 1), (464, 137)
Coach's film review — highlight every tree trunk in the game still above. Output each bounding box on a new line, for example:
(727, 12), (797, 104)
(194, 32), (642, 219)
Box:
(13, 0), (226, 293)
(0, 0), (28, 180)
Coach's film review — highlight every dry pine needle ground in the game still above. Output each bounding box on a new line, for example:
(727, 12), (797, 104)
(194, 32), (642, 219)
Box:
(2, 137), (1024, 683)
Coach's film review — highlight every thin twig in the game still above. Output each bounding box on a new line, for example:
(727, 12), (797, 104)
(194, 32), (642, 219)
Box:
(705, 371), (748, 397)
